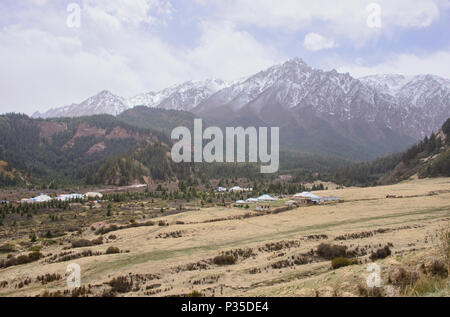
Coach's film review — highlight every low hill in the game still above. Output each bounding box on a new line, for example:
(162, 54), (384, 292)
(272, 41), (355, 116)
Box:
(327, 118), (450, 186)
(118, 106), (198, 133)
(0, 113), (175, 187)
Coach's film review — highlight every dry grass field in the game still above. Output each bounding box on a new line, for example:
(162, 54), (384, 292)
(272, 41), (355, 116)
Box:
(0, 177), (449, 297)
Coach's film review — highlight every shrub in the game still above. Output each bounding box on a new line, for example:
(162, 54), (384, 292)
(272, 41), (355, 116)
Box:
(28, 251), (42, 262)
(388, 267), (419, 290)
(29, 246), (42, 252)
(317, 243), (348, 260)
(91, 236), (103, 245)
(435, 223), (450, 274)
(108, 276), (132, 294)
(405, 276), (448, 296)
(17, 255), (30, 265)
(331, 257), (351, 269)
(72, 237), (103, 248)
(186, 290), (203, 297)
(213, 255), (236, 266)
(357, 284), (384, 297)
(370, 246), (391, 261)
(0, 244), (15, 254)
(71, 239), (92, 248)
(428, 260), (448, 278)
(106, 246), (120, 254)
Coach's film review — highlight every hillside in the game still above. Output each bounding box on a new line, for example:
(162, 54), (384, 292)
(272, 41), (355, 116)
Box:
(328, 118), (450, 186)
(118, 107), (198, 134)
(380, 118), (450, 184)
(0, 113), (176, 187)
(30, 58), (450, 161)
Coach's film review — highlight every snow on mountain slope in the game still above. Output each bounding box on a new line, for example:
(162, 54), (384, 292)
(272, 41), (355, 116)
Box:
(194, 58), (449, 141)
(32, 58), (449, 144)
(128, 79), (228, 111)
(360, 74), (450, 108)
(34, 79), (229, 119)
(195, 58), (398, 121)
(33, 90), (130, 119)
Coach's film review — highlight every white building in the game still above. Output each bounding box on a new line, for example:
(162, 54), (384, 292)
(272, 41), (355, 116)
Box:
(85, 192), (103, 199)
(257, 194), (278, 202)
(56, 194), (85, 201)
(31, 194), (52, 203)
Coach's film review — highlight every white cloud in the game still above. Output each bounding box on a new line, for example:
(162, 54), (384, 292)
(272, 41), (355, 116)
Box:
(0, 3), (282, 114)
(0, 26), (145, 114)
(83, 0), (173, 29)
(185, 21), (282, 80)
(201, 0), (444, 44)
(304, 32), (338, 51)
(337, 51), (450, 79)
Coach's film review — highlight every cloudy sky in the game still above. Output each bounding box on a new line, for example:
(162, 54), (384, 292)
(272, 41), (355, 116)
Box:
(1, 0), (450, 114)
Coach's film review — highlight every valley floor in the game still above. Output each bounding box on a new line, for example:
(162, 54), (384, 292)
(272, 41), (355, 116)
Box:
(0, 178), (449, 297)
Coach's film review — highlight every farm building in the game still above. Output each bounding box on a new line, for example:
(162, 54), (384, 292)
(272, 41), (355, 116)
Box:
(85, 192), (103, 199)
(229, 186), (244, 192)
(56, 194), (85, 201)
(30, 194), (52, 203)
(255, 204), (270, 212)
(257, 194), (278, 202)
(293, 192), (321, 204)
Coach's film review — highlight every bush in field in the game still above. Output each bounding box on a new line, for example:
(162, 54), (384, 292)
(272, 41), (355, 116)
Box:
(106, 246), (120, 254)
(370, 246), (391, 261)
(28, 251), (42, 262)
(331, 257), (351, 269)
(213, 255), (236, 266)
(72, 237), (103, 248)
(71, 239), (92, 248)
(0, 244), (15, 254)
(17, 255), (30, 265)
(186, 290), (203, 297)
(317, 243), (348, 260)
(108, 276), (132, 294)
(435, 222), (450, 274)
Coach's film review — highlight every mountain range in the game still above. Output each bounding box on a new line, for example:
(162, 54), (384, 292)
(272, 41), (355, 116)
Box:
(31, 58), (450, 160)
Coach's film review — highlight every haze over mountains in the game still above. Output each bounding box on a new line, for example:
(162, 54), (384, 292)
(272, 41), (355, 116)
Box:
(31, 58), (450, 160)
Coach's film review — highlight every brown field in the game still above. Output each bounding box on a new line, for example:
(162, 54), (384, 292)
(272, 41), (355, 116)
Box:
(0, 177), (449, 297)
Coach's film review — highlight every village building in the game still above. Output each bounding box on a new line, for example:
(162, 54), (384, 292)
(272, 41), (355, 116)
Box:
(30, 194), (52, 203)
(56, 194), (85, 201)
(255, 204), (270, 212)
(229, 186), (244, 192)
(257, 194), (278, 202)
(293, 192), (321, 205)
(85, 192), (104, 199)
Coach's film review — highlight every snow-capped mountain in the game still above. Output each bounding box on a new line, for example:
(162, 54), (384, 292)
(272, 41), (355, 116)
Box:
(33, 79), (229, 119)
(33, 90), (130, 119)
(360, 74), (450, 138)
(31, 57), (449, 159)
(195, 58), (397, 116)
(192, 58), (449, 139)
(128, 79), (228, 111)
